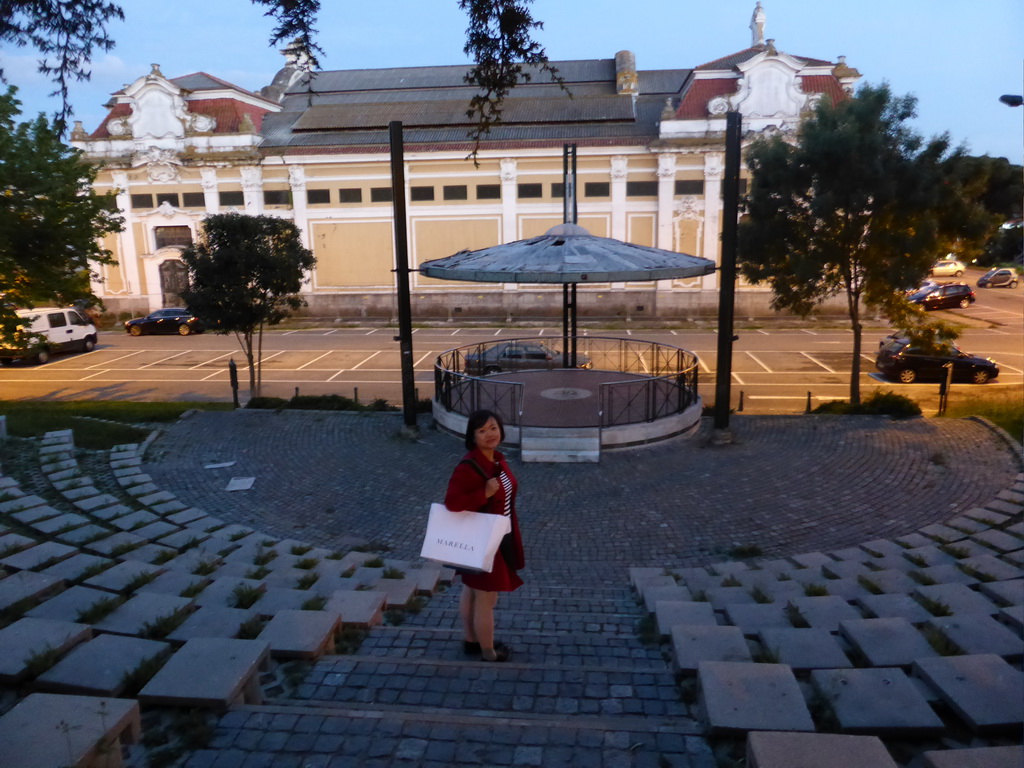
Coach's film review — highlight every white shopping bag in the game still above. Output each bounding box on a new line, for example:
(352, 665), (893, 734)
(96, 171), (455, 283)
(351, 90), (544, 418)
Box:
(420, 503), (512, 572)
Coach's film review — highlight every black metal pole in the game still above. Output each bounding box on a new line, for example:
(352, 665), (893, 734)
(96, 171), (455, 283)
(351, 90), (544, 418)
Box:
(714, 111), (742, 431)
(562, 283), (569, 369)
(389, 121), (417, 431)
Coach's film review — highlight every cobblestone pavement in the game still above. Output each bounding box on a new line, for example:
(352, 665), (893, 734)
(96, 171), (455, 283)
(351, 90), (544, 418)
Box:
(143, 410), (1021, 768)
(145, 410), (1021, 587)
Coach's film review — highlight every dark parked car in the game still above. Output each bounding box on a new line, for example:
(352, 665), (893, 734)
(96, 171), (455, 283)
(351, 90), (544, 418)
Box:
(125, 308), (205, 336)
(875, 338), (999, 385)
(464, 341), (591, 375)
(907, 283), (975, 310)
(976, 267), (1019, 289)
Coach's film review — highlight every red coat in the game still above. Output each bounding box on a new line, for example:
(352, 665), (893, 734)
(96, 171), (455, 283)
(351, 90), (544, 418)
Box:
(444, 448), (524, 591)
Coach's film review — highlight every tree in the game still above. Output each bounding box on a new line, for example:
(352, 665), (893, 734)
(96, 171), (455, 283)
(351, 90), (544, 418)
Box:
(737, 83), (994, 405)
(179, 213), (315, 398)
(1, 0), (555, 138)
(0, 86), (121, 341)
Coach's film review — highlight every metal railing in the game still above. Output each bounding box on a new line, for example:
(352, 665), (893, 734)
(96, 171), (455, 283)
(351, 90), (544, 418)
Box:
(434, 336), (700, 428)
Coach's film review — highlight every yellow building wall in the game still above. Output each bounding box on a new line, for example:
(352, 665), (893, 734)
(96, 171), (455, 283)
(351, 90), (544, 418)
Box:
(413, 218), (502, 287)
(628, 215), (655, 247)
(519, 216), (609, 240)
(311, 220), (394, 288)
(99, 233), (126, 294)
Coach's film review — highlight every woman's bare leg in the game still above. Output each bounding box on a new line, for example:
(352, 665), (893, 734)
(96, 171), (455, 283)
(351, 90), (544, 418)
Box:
(460, 583), (477, 642)
(472, 590), (499, 659)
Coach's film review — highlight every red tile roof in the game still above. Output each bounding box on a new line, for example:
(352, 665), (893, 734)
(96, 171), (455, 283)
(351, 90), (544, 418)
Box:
(674, 78), (738, 120)
(799, 75), (849, 104)
(88, 98), (272, 139)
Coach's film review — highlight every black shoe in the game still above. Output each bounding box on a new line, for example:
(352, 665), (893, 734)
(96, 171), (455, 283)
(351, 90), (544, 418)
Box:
(462, 641), (481, 655)
(480, 645), (511, 662)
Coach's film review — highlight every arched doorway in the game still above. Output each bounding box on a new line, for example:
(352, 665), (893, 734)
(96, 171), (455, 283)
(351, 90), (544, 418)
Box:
(159, 259), (188, 307)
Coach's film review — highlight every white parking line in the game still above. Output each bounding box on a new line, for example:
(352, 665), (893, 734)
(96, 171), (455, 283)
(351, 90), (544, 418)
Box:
(325, 369), (349, 382)
(140, 351), (190, 368)
(756, 329), (770, 335)
(801, 329), (818, 335)
(746, 352), (772, 372)
(350, 351), (381, 370)
(297, 351), (333, 370)
(189, 352), (233, 370)
(87, 350), (144, 368)
(731, 372), (746, 384)
(201, 369), (226, 381)
(801, 351), (836, 373)
(78, 369), (111, 381)
(414, 352), (433, 367)
(364, 328), (381, 335)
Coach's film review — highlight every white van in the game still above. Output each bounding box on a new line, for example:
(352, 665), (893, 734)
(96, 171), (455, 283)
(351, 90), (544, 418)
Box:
(0, 307), (98, 365)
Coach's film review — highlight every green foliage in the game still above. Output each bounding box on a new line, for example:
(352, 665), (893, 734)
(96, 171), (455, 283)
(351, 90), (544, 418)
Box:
(294, 557), (320, 570)
(738, 83), (994, 404)
(230, 583), (263, 609)
(246, 396), (289, 410)
(75, 596), (121, 624)
(0, 88), (122, 343)
(940, 389), (1023, 444)
(119, 654), (168, 695)
(295, 572), (319, 590)
(382, 567), (406, 580)
(246, 393), (400, 412)
(237, 616), (265, 639)
(24, 644), (62, 677)
(301, 596), (327, 610)
(729, 544), (763, 559)
(812, 390), (922, 419)
(141, 607), (191, 639)
(180, 213), (316, 397)
(362, 556), (385, 568)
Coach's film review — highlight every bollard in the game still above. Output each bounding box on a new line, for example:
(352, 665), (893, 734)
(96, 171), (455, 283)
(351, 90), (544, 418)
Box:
(354, 387), (359, 404)
(737, 391), (744, 412)
(295, 387), (300, 399)
(228, 359), (239, 409)
(805, 391), (812, 413)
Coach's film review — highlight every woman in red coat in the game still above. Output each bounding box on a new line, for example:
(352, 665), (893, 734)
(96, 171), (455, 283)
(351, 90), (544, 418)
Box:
(445, 409), (525, 662)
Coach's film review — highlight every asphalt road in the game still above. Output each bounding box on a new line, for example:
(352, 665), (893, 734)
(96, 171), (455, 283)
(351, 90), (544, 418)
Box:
(3, 275), (1021, 412)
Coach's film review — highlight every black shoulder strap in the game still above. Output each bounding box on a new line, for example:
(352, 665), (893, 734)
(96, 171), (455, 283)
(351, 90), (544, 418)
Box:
(459, 458), (491, 480)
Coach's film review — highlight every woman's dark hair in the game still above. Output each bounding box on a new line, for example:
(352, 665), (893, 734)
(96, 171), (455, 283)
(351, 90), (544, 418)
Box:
(465, 409), (505, 450)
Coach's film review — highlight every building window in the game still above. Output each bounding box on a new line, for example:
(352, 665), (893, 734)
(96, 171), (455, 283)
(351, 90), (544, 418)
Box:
(182, 192), (205, 208)
(156, 193), (180, 207)
(263, 190), (291, 206)
(584, 182), (610, 197)
(219, 191), (244, 207)
(551, 183), (565, 199)
(626, 181), (658, 197)
(476, 184), (501, 200)
(130, 194), (154, 209)
(675, 180), (704, 196)
(410, 186), (435, 201)
(340, 188), (363, 203)
(517, 183), (543, 199)
(369, 187), (392, 203)
(307, 189), (330, 204)
(154, 226), (193, 250)
(443, 185), (468, 201)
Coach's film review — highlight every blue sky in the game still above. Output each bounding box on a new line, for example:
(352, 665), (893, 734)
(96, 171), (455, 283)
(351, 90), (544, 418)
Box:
(3, 0), (1022, 163)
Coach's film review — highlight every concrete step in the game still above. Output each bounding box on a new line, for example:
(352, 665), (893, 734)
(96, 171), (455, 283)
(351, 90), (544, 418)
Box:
(520, 426), (601, 463)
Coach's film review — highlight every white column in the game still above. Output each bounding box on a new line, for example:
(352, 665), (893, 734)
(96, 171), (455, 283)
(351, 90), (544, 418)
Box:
(701, 153), (724, 291)
(110, 171), (142, 302)
(288, 165), (313, 295)
(500, 158), (517, 242)
(656, 153), (676, 250)
(200, 167), (218, 213)
(609, 156), (628, 290)
(240, 166), (263, 214)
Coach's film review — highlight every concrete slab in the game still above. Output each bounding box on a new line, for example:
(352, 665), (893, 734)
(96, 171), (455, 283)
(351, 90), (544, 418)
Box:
(373, 577), (419, 608)
(10, 504), (60, 524)
(0, 617), (92, 683)
(654, 600), (718, 638)
(324, 589), (385, 627)
(248, 586), (307, 615)
(972, 529), (1024, 554)
(167, 606), (259, 642)
(914, 654), (1024, 733)
(0, 693), (140, 768)
(859, 539), (907, 557)
(0, 540), (77, 571)
(84, 531), (145, 557)
(24, 585), (118, 623)
(110, 510), (159, 531)
(811, 668), (944, 734)
(138, 637), (270, 711)
(132, 520), (180, 541)
(959, 555), (1022, 583)
(758, 628), (851, 670)
(746, 731), (899, 768)
(1000, 605), (1023, 634)
(29, 513), (91, 536)
(92, 593), (193, 636)
(786, 595), (862, 632)
(913, 564), (979, 586)
(641, 583), (693, 612)
(818, 578), (873, 601)
(699, 661), (814, 734)
(0, 570), (63, 612)
(40, 552), (113, 583)
(83, 560), (164, 594)
(925, 615), (1024, 659)
(724, 603), (793, 635)
(902, 545), (959, 568)
(859, 569), (918, 594)
(856, 593), (934, 624)
(705, 586), (756, 610)
(828, 547), (877, 563)
(89, 503), (133, 521)
(54, 523), (109, 546)
(839, 617), (938, 667)
(821, 560), (872, 580)
(0, 532), (35, 557)
(913, 584), (1000, 617)
(191, 577), (267, 609)
(73, 493), (122, 513)
(671, 624), (752, 672)
(256, 609), (341, 659)
(923, 745), (1024, 768)
(919, 523), (968, 544)
(36, 633), (171, 696)
(979, 579), (1023, 608)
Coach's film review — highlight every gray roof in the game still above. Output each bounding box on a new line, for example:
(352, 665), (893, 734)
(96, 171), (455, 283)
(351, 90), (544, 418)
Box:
(419, 224), (716, 284)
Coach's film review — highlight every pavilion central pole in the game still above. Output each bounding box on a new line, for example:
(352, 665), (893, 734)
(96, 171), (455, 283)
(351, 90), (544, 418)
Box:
(389, 121), (417, 432)
(562, 144), (578, 368)
(713, 111), (742, 434)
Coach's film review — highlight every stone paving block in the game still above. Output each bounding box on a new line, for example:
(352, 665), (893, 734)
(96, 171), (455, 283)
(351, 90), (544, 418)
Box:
(373, 577), (419, 608)
(673, 567), (717, 591)
(747, 731), (899, 768)
(999, 605), (1023, 635)
(858, 569), (918, 594)
(699, 661), (814, 734)
(973, 529), (1023, 554)
(135, 570), (209, 598)
(902, 545), (959, 568)
(36, 633), (171, 696)
(257, 609), (341, 660)
(408, 565), (442, 595)
(817, 578), (873, 601)
(913, 564), (979, 587)
(54, 523), (109, 546)
(137, 490), (178, 507)
(923, 745), (1024, 768)
(945, 515), (991, 534)
(859, 539), (906, 558)
(40, 552), (113, 582)
(139, 637), (270, 711)
(0, 494), (47, 514)
(654, 600), (717, 638)
(671, 624), (752, 672)
(958, 555), (1022, 583)
(167, 508), (211, 525)
(84, 559), (164, 594)
(92, 592), (194, 636)
(124, 482), (158, 497)
(167, 606), (259, 642)
(752, 580), (805, 603)
(0, 532), (35, 557)
(944, 539), (997, 559)
(828, 547), (877, 563)
(0, 617), (92, 683)
(895, 532), (935, 549)
(821, 560), (872, 580)
(811, 668), (944, 735)
(964, 508), (1013, 526)
(705, 586), (756, 610)
(913, 583), (999, 616)
(723, 603), (792, 635)
(759, 628), (851, 670)
(84, 530), (146, 557)
(641, 583), (692, 612)
(90, 503), (133, 521)
(0, 540), (76, 570)
(863, 555), (916, 573)
(839, 617), (938, 667)
(24, 585), (117, 623)
(913, 654), (1024, 733)
(925, 615), (1024, 659)
(152, 500), (188, 515)
(157, 528), (209, 550)
(979, 579), (1023, 607)
(0, 692), (140, 768)
(784, 567), (830, 586)
(983, 498), (1023, 517)
(0, 570), (63, 612)
(59, 484), (97, 502)
(123, 542), (177, 565)
(708, 560), (752, 576)
(132, 520), (181, 542)
(249, 587), (307, 615)
(786, 595), (861, 632)
(856, 593), (934, 624)
(192, 577), (267, 609)
(10, 503), (60, 524)
(29, 512), (91, 535)
(110, 509), (160, 531)
(789, 552), (835, 569)
(324, 589), (385, 627)
(919, 523), (968, 544)
(74, 493), (122, 512)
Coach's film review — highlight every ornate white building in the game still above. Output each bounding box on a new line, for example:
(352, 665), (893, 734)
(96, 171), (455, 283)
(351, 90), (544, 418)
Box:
(73, 4), (859, 320)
